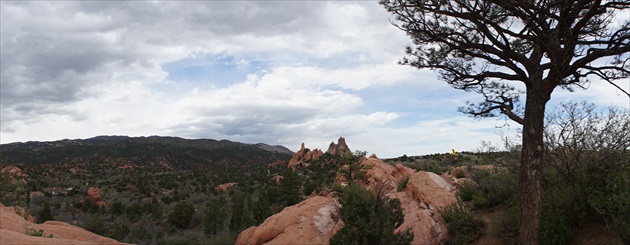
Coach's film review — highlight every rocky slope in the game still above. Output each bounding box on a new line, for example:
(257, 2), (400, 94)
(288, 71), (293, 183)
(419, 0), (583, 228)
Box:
(0, 202), (128, 245)
(237, 153), (457, 245)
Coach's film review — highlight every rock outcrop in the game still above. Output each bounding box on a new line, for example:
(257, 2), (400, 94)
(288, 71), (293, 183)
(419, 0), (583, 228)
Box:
(362, 157), (455, 244)
(235, 196), (343, 245)
(86, 187), (106, 207)
(0, 202), (128, 245)
(238, 153), (457, 245)
(288, 143), (324, 169)
(325, 137), (351, 156)
(406, 171), (457, 210)
(216, 182), (238, 191)
(2, 166), (28, 185)
(360, 156), (415, 194)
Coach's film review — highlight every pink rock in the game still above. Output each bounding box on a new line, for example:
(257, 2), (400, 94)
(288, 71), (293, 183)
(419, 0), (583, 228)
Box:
(215, 182), (238, 191)
(235, 196), (342, 245)
(86, 187), (107, 208)
(0, 202), (129, 245)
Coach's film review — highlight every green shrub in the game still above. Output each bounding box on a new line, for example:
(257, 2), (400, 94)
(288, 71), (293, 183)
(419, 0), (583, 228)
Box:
(455, 181), (476, 202)
(397, 176), (409, 192)
(495, 204), (518, 244)
(453, 168), (466, 179)
(26, 228), (52, 238)
(589, 172), (630, 244)
(539, 210), (573, 245)
(438, 201), (483, 245)
(469, 168), (517, 209)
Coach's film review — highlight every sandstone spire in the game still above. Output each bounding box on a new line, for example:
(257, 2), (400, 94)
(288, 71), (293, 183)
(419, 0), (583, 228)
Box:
(325, 137), (351, 156)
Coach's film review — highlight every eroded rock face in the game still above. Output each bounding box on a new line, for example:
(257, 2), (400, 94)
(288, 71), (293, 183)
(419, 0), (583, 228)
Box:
(388, 191), (446, 244)
(360, 158), (453, 244)
(360, 157), (415, 194)
(406, 172), (457, 210)
(325, 137), (351, 156)
(86, 187), (106, 207)
(288, 143), (324, 169)
(235, 196), (343, 245)
(0, 202), (128, 245)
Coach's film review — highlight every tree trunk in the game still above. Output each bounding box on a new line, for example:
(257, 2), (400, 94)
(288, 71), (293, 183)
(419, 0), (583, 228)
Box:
(518, 87), (550, 245)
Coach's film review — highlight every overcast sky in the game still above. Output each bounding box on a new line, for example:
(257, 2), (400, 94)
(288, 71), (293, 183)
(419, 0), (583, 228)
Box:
(1, 1), (629, 157)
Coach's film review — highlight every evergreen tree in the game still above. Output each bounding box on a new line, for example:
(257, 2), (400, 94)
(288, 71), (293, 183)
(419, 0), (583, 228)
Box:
(229, 191), (245, 232)
(279, 168), (301, 206)
(239, 196), (255, 230)
(253, 189), (271, 224)
(37, 202), (53, 223)
(203, 198), (226, 237)
(168, 200), (194, 229)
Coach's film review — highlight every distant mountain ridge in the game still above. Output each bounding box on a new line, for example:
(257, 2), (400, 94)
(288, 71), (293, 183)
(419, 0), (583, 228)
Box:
(0, 135), (293, 169)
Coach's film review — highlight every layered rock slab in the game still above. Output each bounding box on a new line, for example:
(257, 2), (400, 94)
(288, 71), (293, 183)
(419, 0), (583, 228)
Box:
(235, 196), (343, 245)
(0, 202), (128, 245)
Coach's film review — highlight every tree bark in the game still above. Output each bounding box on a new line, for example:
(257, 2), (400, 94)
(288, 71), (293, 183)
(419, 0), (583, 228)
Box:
(518, 87), (550, 245)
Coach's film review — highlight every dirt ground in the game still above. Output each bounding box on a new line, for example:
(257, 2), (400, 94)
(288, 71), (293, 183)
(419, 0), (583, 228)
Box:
(472, 210), (623, 245)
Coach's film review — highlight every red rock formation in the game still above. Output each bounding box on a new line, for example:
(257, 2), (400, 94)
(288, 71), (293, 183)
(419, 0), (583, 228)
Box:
(268, 160), (285, 168)
(360, 157), (415, 194)
(287, 143), (324, 169)
(325, 137), (351, 156)
(0, 202), (128, 245)
(2, 166), (28, 185)
(406, 172), (456, 210)
(235, 196), (343, 245)
(238, 155), (457, 245)
(272, 174), (283, 184)
(86, 187), (106, 208)
(215, 182), (238, 191)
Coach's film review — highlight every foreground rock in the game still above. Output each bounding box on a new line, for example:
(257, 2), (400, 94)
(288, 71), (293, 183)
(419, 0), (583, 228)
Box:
(235, 196), (343, 245)
(0, 202), (128, 245)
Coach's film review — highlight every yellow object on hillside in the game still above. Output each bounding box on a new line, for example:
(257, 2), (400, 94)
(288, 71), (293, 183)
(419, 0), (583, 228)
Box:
(451, 149), (456, 155)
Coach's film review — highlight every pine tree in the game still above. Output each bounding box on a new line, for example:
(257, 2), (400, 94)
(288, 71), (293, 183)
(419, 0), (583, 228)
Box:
(253, 189), (271, 224)
(37, 202), (53, 223)
(229, 191), (245, 232)
(279, 168), (301, 206)
(168, 200), (194, 229)
(204, 198), (226, 237)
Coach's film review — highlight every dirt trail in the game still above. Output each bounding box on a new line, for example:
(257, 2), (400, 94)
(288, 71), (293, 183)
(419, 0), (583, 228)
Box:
(573, 215), (622, 245)
(473, 211), (502, 245)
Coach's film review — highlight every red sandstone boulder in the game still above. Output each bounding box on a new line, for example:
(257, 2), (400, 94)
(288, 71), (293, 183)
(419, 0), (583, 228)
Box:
(0, 202), (128, 245)
(388, 191), (447, 244)
(406, 172), (457, 210)
(86, 187), (106, 208)
(360, 157), (415, 194)
(235, 196), (343, 245)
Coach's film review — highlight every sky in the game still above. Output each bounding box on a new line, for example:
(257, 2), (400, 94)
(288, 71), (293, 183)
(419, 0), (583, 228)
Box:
(1, 1), (629, 158)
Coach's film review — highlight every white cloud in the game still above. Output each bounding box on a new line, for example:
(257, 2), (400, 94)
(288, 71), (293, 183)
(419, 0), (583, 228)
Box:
(1, 1), (628, 159)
